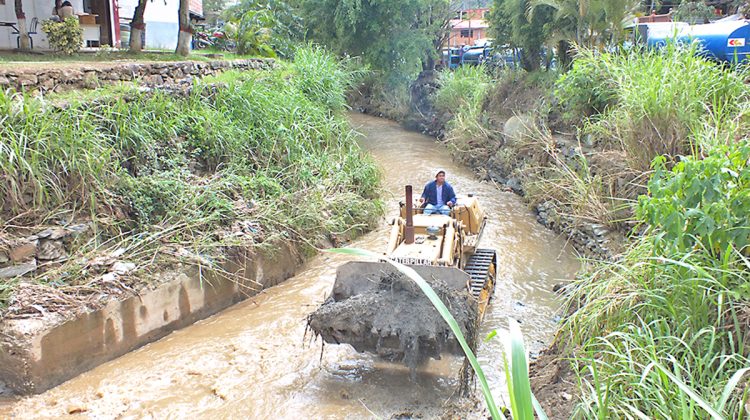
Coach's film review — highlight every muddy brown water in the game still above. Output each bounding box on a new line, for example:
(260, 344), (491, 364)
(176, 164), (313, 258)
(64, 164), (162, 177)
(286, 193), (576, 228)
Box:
(1, 113), (579, 419)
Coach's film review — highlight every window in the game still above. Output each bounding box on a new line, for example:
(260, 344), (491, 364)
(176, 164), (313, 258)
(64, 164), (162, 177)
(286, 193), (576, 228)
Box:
(483, 10), (490, 19)
(456, 11), (466, 20)
(460, 29), (474, 38)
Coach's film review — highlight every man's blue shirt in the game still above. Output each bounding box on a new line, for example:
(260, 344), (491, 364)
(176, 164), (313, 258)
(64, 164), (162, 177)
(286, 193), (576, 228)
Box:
(421, 180), (456, 206)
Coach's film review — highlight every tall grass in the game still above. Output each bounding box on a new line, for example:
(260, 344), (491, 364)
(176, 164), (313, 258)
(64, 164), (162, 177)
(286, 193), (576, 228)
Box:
(432, 66), (496, 150)
(570, 43), (749, 171)
(0, 46), (382, 308)
(565, 240), (750, 418)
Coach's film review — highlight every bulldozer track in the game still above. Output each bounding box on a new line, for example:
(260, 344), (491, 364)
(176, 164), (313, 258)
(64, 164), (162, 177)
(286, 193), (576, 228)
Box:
(464, 248), (497, 298)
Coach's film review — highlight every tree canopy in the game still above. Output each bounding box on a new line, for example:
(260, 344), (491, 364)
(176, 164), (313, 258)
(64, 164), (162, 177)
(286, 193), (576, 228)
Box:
(300, 0), (455, 85)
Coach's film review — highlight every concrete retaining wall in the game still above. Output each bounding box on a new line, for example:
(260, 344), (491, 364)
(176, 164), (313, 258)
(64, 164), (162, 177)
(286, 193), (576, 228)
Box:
(0, 243), (301, 395)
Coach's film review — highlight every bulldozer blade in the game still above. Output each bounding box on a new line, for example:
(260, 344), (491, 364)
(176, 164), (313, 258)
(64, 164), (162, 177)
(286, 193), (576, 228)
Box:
(331, 261), (470, 302)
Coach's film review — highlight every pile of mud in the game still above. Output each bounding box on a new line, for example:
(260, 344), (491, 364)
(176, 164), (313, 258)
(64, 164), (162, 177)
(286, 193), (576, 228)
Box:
(307, 265), (478, 371)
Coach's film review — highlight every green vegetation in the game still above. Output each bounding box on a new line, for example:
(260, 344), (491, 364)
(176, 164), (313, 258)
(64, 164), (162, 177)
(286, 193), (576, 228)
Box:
(300, 0), (454, 85)
(41, 17), (84, 55)
(433, 66), (495, 150)
(223, 0), (303, 58)
(546, 46), (750, 420)
(564, 145), (750, 418)
(0, 46), (381, 310)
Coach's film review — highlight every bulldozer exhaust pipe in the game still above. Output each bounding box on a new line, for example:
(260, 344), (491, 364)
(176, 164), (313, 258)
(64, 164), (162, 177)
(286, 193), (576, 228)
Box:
(405, 185), (415, 244)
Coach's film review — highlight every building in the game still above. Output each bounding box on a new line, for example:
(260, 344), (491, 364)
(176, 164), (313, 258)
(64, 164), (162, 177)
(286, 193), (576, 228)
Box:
(119, 0), (203, 50)
(446, 0), (490, 47)
(0, 0), (202, 50)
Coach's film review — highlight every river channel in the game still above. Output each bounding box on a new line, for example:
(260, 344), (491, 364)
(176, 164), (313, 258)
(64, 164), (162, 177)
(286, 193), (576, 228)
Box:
(3, 113), (579, 419)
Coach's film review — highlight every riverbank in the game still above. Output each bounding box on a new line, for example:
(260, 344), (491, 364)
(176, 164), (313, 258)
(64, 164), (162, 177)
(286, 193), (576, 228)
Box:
(0, 47), (382, 394)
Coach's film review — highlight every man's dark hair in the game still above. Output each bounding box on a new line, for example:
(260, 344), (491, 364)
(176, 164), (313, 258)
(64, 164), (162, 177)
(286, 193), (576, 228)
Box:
(436, 170), (445, 177)
(61, 1), (72, 6)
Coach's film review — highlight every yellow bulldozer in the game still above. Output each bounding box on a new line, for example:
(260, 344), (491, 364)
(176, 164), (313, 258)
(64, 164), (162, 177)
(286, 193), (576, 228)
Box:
(308, 185), (498, 372)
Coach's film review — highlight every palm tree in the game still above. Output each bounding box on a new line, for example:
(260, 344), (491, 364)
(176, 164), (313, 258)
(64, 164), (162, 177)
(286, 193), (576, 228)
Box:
(14, 0), (31, 51)
(530, 0), (636, 48)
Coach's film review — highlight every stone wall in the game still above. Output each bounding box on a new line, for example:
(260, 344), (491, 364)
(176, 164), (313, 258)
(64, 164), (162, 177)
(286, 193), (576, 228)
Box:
(0, 58), (275, 93)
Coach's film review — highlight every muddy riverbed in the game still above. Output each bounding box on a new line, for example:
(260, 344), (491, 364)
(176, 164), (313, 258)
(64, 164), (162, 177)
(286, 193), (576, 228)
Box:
(2, 113), (579, 418)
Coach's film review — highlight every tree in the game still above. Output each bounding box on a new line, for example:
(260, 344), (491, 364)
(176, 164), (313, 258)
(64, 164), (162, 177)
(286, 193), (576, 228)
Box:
(14, 0), (31, 51)
(130, 0), (147, 52)
(488, 0), (554, 71)
(530, 0), (637, 48)
(176, 0), (192, 56)
(203, 0), (227, 25)
(301, 0), (454, 85)
(741, 0), (750, 18)
(223, 0), (303, 57)
(673, 0), (715, 23)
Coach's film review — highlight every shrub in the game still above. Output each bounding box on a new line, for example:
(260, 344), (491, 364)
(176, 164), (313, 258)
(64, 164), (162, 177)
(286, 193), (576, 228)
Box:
(554, 48), (618, 122)
(42, 17), (83, 55)
(638, 142), (750, 257)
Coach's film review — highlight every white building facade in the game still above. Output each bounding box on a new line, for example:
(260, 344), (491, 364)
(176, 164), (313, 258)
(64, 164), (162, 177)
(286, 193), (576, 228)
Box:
(0, 0), (202, 51)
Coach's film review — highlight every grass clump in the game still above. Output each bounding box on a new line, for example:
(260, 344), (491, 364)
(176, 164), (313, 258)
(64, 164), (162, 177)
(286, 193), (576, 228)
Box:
(432, 65), (496, 152)
(574, 43), (749, 170)
(0, 45), (382, 312)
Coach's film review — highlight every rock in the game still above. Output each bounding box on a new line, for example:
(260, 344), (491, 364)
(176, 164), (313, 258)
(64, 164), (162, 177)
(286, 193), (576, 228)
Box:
(16, 73), (38, 86)
(0, 251), (8, 264)
(506, 177), (523, 193)
(9, 241), (37, 262)
(111, 261), (136, 275)
(37, 240), (67, 260)
(110, 248), (127, 258)
(66, 404), (88, 414)
(502, 114), (535, 146)
(101, 272), (118, 283)
(561, 392), (572, 401)
(61, 69), (84, 81)
(38, 75), (55, 90)
(552, 283), (566, 293)
(36, 228), (67, 240)
(593, 227), (609, 237)
(142, 74), (164, 85)
(0, 75), (10, 86)
(0, 261), (37, 278)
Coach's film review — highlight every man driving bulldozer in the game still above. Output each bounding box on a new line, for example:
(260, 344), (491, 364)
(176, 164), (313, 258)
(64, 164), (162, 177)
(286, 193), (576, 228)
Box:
(419, 170), (456, 215)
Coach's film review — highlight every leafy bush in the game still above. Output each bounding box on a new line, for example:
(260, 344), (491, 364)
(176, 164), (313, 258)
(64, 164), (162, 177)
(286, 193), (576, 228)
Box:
(638, 142), (750, 257)
(41, 17), (83, 55)
(554, 49), (617, 122)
